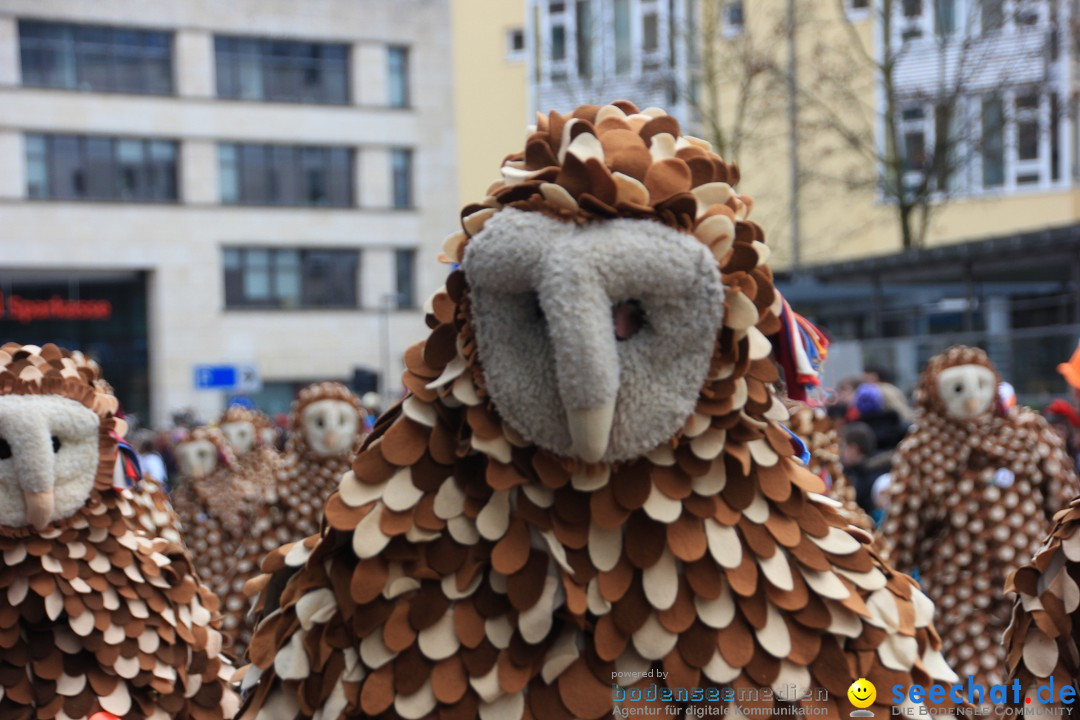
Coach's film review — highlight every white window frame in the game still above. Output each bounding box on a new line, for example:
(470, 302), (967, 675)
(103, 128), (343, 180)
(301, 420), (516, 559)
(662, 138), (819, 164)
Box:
(722, 0), (745, 37)
(845, 0), (872, 21)
(506, 28), (526, 61)
(898, 102), (932, 192)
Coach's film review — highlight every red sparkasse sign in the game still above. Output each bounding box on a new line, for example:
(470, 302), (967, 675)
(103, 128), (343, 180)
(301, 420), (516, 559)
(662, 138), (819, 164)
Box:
(0, 290), (112, 324)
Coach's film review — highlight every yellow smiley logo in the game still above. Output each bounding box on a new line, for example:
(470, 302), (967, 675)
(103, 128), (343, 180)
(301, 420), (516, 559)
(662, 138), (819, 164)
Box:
(847, 677), (876, 709)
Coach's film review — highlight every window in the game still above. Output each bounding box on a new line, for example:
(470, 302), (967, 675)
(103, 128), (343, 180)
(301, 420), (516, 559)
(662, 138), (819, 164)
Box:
(218, 143), (352, 207)
(902, 0), (922, 17)
(19, 20), (172, 94)
(642, 12), (659, 52)
(725, 1), (745, 30)
(388, 46), (409, 108)
(214, 36), (348, 104)
(1015, 1), (1040, 26)
(395, 249), (416, 309)
(981, 96), (1005, 188)
(223, 248), (359, 309)
(1016, 94), (1039, 162)
(614, 0), (632, 73)
(391, 148), (413, 209)
(507, 28), (526, 58)
(900, 107), (927, 172)
(25, 133), (177, 201)
(551, 24), (567, 62)
(575, 1), (592, 78)
(849, 0), (870, 9)
(982, 0), (1004, 31)
(934, 0), (957, 35)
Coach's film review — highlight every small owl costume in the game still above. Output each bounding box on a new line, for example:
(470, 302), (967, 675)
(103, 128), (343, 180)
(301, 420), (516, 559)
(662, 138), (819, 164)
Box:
(879, 345), (1077, 686)
(0, 343), (237, 718)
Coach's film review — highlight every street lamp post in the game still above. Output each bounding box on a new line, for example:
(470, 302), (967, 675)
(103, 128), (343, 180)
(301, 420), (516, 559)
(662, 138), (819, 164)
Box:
(379, 292), (401, 403)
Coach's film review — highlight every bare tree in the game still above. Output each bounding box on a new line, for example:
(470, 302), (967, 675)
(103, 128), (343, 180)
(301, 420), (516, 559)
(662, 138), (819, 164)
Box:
(673, 0), (790, 164)
(796, 0), (1060, 250)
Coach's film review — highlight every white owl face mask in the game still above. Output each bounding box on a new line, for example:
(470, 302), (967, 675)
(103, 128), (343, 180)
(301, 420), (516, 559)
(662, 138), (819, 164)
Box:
(220, 421), (256, 455)
(301, 400), (359, 457)
(176, 439), (219, 478)
(936, 364), (996, 420)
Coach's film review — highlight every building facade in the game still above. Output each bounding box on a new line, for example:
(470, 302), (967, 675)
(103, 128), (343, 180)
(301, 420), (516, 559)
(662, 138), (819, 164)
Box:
(518, 0), (1080, 399)
(0, 0), (457, 425)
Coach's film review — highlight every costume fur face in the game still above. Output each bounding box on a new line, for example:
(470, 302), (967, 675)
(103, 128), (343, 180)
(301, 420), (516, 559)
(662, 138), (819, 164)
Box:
(0, 395), (100, 529)
(936, 364), (996, 420)
(465, 208), (724, 463)
(176, 439), (218, 478)
(221, 421), (257, 455)
(300, 400), (358, 457)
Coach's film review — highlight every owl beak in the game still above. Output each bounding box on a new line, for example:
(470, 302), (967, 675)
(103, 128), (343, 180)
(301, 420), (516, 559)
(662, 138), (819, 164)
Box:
(566, 402), (615, 464)
(24, 489), (55, 530)
(964, 397), (980, 415)
(323, 432), (338, 451)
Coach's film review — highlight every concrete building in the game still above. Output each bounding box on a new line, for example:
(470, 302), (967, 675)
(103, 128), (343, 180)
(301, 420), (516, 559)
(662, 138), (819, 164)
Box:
(0, 0), (457, 425)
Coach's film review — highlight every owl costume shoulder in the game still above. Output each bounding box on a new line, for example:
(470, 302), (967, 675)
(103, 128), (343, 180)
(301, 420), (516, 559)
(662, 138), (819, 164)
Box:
(879, 345), (1077, 686)
(238, 103), (960, 720)
(0, 342), (237, 719)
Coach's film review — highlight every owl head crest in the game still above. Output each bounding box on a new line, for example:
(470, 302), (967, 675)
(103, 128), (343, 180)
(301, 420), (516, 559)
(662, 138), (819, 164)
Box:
(443, 101), (763, 271)
(0, 343), (120, 425)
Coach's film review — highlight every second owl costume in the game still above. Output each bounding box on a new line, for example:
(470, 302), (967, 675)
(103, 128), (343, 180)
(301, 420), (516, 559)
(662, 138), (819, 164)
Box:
(237, 102), (961, 719)
(880, 345), (1077, 687)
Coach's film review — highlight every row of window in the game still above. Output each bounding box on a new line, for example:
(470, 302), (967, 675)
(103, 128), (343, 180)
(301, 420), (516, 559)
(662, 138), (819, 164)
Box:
(898, 89), (1062, 194)
(893, 0), (1047, 42)
(542, 0), (673, 83)
(25, 134), (414, 208)
(223, 247), (416, 310)
(18, 19), (410, 107)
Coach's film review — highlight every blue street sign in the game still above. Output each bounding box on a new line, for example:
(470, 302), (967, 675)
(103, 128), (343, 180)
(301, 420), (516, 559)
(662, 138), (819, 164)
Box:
(194, 364), (261, 391)
(194, 365), (237, 389)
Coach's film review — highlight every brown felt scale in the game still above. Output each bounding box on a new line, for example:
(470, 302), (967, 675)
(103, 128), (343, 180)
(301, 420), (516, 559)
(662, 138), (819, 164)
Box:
(879, 346), (1077, 687)
(1004, 495), (1080, 700)
(785, 403), (875, 536)
(0, 342), (237, 719)
(236, 103), (963, 720)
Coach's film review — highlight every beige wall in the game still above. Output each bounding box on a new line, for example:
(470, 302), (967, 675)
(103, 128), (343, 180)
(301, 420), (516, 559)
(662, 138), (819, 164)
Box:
(0, 1), (458, 425)
(704, 0), (1080, 270)
(451, 0), (530, 209)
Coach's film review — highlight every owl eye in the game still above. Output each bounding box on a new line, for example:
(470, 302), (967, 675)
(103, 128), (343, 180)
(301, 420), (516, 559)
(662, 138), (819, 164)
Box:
(613, 299), (646, 341)
(340, 412), (349, 425)
(0, 438), (10, 460)
(954, 383), (963, 394)
(51, 436), (61, 453)
(528, 292), (546, 324)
